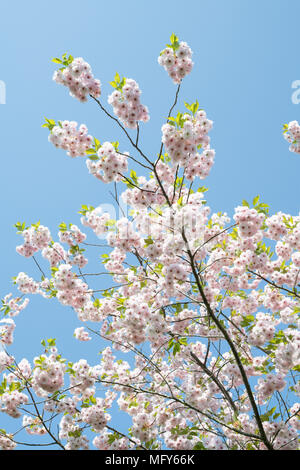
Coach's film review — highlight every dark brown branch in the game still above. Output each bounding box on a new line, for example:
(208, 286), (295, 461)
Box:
(181, 228), (274, 450)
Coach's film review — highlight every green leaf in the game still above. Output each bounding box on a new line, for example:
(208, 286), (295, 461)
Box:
(59, 222), (68, 232)
(260, 406), (277, 422)
(86, 148), (96, 155)
(108, 433), (117, 444)
(253, 195), (260, 206)
(111, 141), (119, 151)
(93, 298), (101, 308)
(167, 33), (180, 51)
(173, 343), (180, 356)
(184, 102), (192, 112)
(78, 204), (94, 216)
(240, 314), (255, 328)
(68, 430), (81, 438)
(191, 100), (199, 114)
(105, 219), (116, 227)
(53, 53), (74, 68)
(177, 196), (183, 206)
(14, 221), (27, 233)
(42, 117), (56, 131)
(94, 138), (101, 151)
(110, 73), (126, 91)
(52, 58), (62, 64)
(144, 236), (154, 247)
(184, 100), (199, 116)
(282, 123), (289, 133)
(130, 170), (138, 185)
(197, 186), (208, 193)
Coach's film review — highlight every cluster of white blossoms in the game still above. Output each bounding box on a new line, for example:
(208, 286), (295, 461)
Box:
(93, 430), (130, 450)
(275, 340), (300, 371)
(86, 142), (128, 183)
(247, 312), (279, 347)
(233, 206), (265, 238)
(74, 327), (91, 341)
(14, 272), (40, 295)
(0, 435), (16, 450)
(53, 264), (91, 311)
(108, 77), (149, 129)
(48, 121), (93, 158)
(255, 373), (286, 404)
(32, 353), (65, 395)
(16, 225), (51, 258)
(59, 415), (89, 450)
(1, 294), (29, 318)
(22, 416), (47, 435)
(158, 37), (193, 84)
(44, 396), (77, 415)
(0, 319), (15, 345)
(80, 206), (112, 238)
(283, 120), (300, 154)
(161, 109), (214, 180)
(1, 35), (299, 453)
(58, 224), (86, 246)
(262, 421), (299, 450)
(53, 57), (101, 102)
(80, 398), (110, 431)
(41, 242), (67, 267)
(0, 390), (28, 418)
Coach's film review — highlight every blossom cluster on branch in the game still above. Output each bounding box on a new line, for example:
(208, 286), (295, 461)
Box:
(0, 34), (299, 451)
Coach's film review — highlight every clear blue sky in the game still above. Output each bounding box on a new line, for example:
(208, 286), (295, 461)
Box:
(0, 0), (299, 448)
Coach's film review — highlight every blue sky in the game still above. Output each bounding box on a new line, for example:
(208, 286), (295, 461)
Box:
(0, 0), (299, 449)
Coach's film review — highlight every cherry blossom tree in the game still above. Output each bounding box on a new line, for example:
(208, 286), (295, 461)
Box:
(0, 34), (299, 451)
